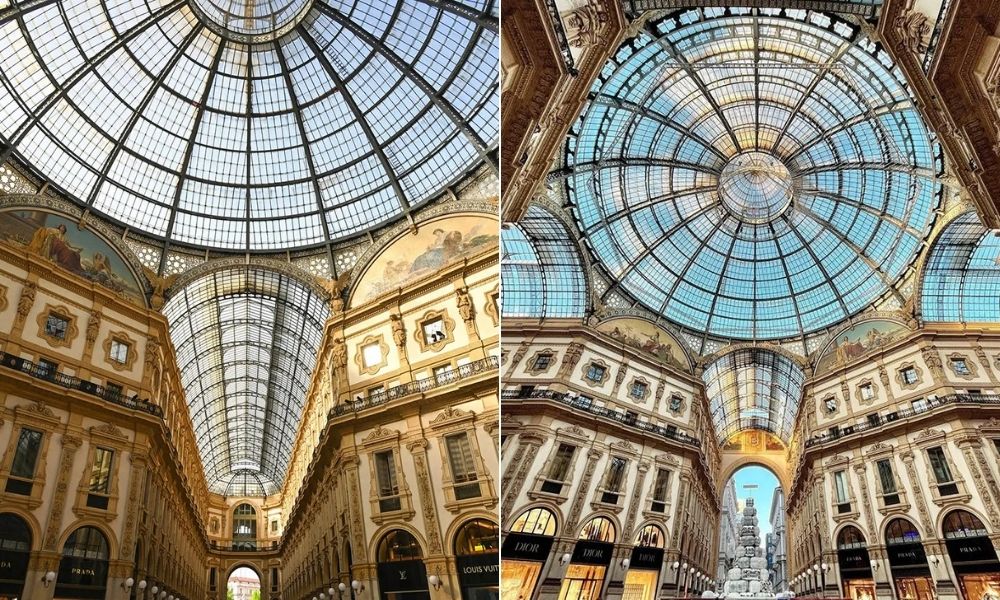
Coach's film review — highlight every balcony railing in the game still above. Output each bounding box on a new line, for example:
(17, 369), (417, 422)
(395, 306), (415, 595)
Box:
(805, 392), (1000, 448)
(210, 540), (279, 553)
(0, 350), (163, 417)
(503, 388), (702, 448)
(330, 355), (499, 417)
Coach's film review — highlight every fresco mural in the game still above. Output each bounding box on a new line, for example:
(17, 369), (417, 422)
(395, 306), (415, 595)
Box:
(0, 210), (144, 303)
(595, 317), (690, 370)
(721, 429), (785, 452)
(815, 319), (911, 374)
(352, 215), (499, 304)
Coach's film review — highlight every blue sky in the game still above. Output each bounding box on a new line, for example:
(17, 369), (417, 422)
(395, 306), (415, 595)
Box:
(730, 465), (781, 538)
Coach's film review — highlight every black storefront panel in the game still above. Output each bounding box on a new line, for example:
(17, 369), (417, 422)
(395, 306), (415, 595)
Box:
(629, 547), (664, 571)
(457, 554), (499, 587)
(55, 557), (109, 599)
(838, 548), (873, 577)
(376, 560), (430, 596)
(571, 541), (614, 566)
(0, 549), (29, 595)
(946, 537), (1000, 573)
(887, 543), (930, 577)
(501, 533), (553, 562)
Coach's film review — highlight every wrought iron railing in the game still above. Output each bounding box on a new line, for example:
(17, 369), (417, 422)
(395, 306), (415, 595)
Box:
(210, 540), (279, 553)
(805, 392), (1000, 448)
(330, 355), (499, 417)
(0, 350), (162, 417)
(503, 388), (702, 448)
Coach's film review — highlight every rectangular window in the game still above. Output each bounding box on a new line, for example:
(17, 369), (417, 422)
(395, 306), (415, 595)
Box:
(951, 358), (970, 376)
(9, 428), (43, 479)
(446, 433), (481, 499)
(361, 342), (382, 368)
(532, 353), (553, 371)
(109, 339), (129, 364)
(629, 381), (648, 400)
(374, 451), (401, 512)
(86, 447), (114, 509)
(271, 520), (278, 533)
(271, 567), (279, 593)
(860, 383), (875, 401)
(876, 458), (900, 505)
(900, 367), (918, 385)
(586, 363), (606, 383)
(601, 456), (627, 504)
(45, 313), (69, 339)
(37, 358), (58, 379)
(542, 443), (575, 494)
(833, 470), (849, 504)
(422, 318), (445, 345)
(927, 447), (957, 496)
(651, 468), (671, 513)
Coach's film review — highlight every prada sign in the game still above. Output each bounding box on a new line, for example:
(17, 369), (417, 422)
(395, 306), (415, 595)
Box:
(886, 543), (927, 568)
(837, 548), (871, 575)
(629, 547), (664, 570)
(946, 537), (999, 569)
(55, 557), (109, 600)
(571, 541), (614, 566)
(501, 533), (553, 562)
(456, 554), (500, 587)
(376, 560), (429, 594)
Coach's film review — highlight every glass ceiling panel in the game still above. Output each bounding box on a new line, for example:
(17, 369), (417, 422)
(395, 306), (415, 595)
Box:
(501, 205), (587, 320)
(921, 212), (1000, 323)
(564, 8), (939, 340)
(0, 0), (497, 252)
(702, 348), (804, 444)
(162, 266), (329, 496)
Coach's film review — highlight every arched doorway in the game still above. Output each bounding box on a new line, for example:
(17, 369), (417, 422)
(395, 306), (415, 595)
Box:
(884, 519), (933, 600)
(376, 530), (430, 600)
(228, 566), (261, 600)
(0, 513), (31, 600)
(233, 504), (258, 550)
(836, 526), (874, 600)
(55, 526), (109, 599)
(941, 510), (1000, 600)
(500, 507), (557, 600)
(624, 524), (665, 600)
(455, 519), (499, 600)
(558, 516), (616, 600)
(717, 465), (787, 592)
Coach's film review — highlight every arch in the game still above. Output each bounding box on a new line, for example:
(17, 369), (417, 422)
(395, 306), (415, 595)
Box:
(376, 529), (424, 563)
(919, 210), (1000, 322)
(57, 520), (118, 561)
(836, 524), (868, 549)
(884, 517), (922, 545)
(367, 522), (429, 564)
(507, 505), (560, 537)
(0, 508), (40, 551)
(501, 204), (588, 320)
(594, 316), (693, 372)
(453, 518), (500, 556)
(718, 455), (790, 498)
(941, 509), (990, 538)
(633, 523), (666, 548)
(226, 562), (264, 581)
(57, 525), (111, 600)
(577, 515), (617, 543)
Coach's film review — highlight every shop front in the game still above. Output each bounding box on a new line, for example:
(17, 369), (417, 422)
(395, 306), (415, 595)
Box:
(0, 513), (30, 600)
(942, 511), (1000, 600)
(884, 519), (934, 600)
(501, 508), (557, 600)
(558, 517), (616, 600)
(622, 525), (665, 600)
(376, 530), (430, 600)
(54, 526), (109, 600)
(837, 526), (875, 600)
(455, 519), (500, 600)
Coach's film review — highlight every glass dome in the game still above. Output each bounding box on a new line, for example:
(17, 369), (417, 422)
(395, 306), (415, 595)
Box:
(0, 0), (498, 252)
(563, 8), (940, 340)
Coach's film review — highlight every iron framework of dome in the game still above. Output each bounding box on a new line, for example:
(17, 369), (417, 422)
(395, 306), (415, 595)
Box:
(561, 8), (941, 341)
(162, 266), (329, 496)
(0, 0), (498, 252)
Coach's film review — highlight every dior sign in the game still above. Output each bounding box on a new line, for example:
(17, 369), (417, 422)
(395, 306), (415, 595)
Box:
(501, 533), (553, 562)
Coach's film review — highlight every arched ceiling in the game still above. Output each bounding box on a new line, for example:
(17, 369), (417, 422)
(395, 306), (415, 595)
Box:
(703, 348), (805, 444)
(162, 266), (329, 496)
(921, 211), (1000, 323)
(0, 0), (498, 252)
(561, 7), (940, 342)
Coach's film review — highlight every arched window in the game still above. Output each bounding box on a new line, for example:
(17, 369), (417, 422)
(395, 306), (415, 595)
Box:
(454, 519), (499, 555)
(377, 530), (423, 562)
(233, 503), (257, 548)
(0, 513), (31, 598)
(634, 524), (665, 548)
(942, 510), (989, 539)
(885, 519), (921, 545)
(0, 513), (31, 552)
(579, 517), (616, 543)
(57, 526), (109, 599)
(509, 507), (557, 536)
(837, 526), (867, 550)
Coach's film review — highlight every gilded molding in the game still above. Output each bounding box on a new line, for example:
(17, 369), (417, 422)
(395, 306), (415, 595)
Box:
(35, 304), (79, 348)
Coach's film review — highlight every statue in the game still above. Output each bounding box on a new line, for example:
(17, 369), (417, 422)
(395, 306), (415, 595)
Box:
(142, 267), (178, 310)
(321, 270), (352, 312)
(456, 287), (474, 324)
(15, 282), (35, 326)
(390, 314), (406, 349)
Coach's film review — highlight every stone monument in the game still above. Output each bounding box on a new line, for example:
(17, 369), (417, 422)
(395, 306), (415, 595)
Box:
(722, 498), (775, 598)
